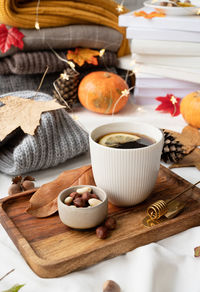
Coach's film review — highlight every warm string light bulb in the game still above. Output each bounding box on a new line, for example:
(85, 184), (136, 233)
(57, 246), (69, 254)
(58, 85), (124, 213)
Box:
(35, 21), (40, 30)
(170, 95), (177, 105)
(60, 72), (70, 80)
(121, 89), (130, 97)
(116, 0), (125, 13)
(197, 8), (200, 15)
(170, 95), (178, 116)
(99, 49), (105, 57)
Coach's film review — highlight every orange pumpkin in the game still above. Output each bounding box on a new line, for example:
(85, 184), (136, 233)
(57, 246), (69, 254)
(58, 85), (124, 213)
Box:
(180, 91), (200, 128)
(78, 71), (129, 114)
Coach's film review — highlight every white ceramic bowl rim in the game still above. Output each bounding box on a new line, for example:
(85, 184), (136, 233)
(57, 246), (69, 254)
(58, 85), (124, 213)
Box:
(58, 185), (107, 212)
(90, 121), (164, 152)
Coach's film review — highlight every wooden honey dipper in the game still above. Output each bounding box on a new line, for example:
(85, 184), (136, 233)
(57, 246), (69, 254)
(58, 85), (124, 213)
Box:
(147, 180), (200, 220)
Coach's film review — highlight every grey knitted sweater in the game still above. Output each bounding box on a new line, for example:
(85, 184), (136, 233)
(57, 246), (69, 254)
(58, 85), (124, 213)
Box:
(0, 91), (89, 175)
(0, 50), (118, 75)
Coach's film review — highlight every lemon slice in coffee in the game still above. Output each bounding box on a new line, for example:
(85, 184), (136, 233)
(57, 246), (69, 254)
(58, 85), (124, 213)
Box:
(98, 132), (140, 148)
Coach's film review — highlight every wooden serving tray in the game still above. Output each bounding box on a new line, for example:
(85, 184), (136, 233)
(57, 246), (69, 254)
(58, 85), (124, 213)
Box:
(1, 165), (200, 278)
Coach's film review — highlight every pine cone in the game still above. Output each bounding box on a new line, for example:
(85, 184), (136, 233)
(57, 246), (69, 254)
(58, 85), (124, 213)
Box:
(161, 129), (185, 163)
(53, 68), (79, 111)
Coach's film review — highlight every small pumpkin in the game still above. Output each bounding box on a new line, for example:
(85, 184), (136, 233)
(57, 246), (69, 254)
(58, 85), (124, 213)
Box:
(180, 91), (200, 128)
(78, 71), (129, 114)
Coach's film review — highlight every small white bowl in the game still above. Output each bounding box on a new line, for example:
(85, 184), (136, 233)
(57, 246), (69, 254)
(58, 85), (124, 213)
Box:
(144, 0), (200, 16)
(57, 185), (108, 229)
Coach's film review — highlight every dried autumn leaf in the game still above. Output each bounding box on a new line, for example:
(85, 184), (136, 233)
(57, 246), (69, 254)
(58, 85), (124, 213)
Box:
(0, 24), (24, 54)
(134, 10), (165, 18)
(163, 125), (200, 156)
(0, 95), (65, 142)
(169, 148), (200, 170)
(156, 94), (181, 116)
(147, 11), (166, 18)
(194, 246), (200, 257)
(66, 48), (100, 67)
(26, 165), (95, 218)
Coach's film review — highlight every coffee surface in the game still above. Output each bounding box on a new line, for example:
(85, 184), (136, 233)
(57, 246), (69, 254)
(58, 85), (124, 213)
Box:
(97, 132), (155, 149)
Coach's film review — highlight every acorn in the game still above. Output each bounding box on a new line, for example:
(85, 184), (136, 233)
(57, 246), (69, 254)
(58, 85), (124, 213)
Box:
(22, 180), (35, 190)
(8, 182), (22, 195)
(8, 175), (35, 195)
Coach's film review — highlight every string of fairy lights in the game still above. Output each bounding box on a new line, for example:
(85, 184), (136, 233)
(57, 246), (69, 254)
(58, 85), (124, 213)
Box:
(34, 0), (200, 114)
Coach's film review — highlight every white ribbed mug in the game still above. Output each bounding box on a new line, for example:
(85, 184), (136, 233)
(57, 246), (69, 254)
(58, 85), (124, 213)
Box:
(89, 121), (164, 207)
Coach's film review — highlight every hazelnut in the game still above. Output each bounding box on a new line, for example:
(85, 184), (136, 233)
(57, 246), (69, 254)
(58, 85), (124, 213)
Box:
(105, 217), (116, 230)
(73, 197), (87, 207)
(103, 280), (121, 292)
(90, 193), (99, 199)
(82, 191), (92, 201)
(96, 226), (108, 239)
(8, 183), (22, 195)
(160, 1), (168, 5)
(22, 180), (35, 190)
(69, 192), (79, 199)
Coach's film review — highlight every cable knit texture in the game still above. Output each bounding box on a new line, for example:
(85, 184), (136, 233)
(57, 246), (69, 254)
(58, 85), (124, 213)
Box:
(0, 50), (118, 75)
(0, 91), (89, 175)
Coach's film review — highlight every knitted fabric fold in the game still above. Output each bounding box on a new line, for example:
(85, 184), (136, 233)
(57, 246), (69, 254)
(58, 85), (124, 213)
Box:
(0, 50), (118, 75)
(0, 25), (123, 58)
(0, 91), (89, 175)
(0, 73), (59, 95)
(0, 1), (129, 57)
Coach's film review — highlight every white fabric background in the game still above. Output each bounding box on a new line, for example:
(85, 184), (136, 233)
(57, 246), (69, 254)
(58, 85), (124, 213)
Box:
(1, 100), (200, 292)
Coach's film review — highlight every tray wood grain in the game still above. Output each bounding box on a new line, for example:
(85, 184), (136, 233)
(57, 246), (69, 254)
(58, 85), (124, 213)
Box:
(1, 165), (200, 278)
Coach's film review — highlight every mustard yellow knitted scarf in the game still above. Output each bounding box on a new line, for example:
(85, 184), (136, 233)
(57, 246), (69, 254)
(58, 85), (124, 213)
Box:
(0, 0), (129, 57)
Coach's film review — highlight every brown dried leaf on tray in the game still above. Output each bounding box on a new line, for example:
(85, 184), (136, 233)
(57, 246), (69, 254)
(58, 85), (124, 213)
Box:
(0, 95), (65, 142)
(26, 165), (95, 218)
(169, 148), (200, 170)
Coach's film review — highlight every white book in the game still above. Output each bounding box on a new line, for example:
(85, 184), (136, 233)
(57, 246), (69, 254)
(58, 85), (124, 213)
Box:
(131, 39), (200, 56)
(126, 27), (200, 42)
(136, 64), (200, 83)
(134, 87), (196, 98)
(136, 73), (200, 88)
(119, 8), (200, 32)
(117, 54), (136, 70)
(135, 54), (200, 69)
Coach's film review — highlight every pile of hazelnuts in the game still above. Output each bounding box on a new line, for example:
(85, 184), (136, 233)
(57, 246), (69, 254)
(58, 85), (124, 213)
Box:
(64, 186), (102, 208)
(8, 176), (35, 195)
(96, 217), (117, 239)
(64, 186), (117, 239)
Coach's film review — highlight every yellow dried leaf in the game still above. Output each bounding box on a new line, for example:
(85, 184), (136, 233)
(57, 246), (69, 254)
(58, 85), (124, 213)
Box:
(66, 48), (100, 67)
(0, 95), (65, 142)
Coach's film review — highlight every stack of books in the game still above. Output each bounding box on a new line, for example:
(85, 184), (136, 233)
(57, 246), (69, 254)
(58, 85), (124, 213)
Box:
(118, 6), (200, 105)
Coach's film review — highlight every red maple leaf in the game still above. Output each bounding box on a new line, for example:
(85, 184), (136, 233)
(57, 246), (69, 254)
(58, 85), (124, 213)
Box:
(0, 24), (24, 54)
(155, 94), (181, 116)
